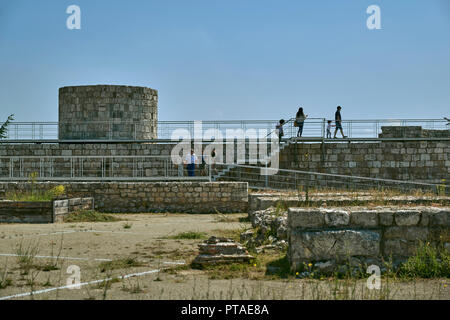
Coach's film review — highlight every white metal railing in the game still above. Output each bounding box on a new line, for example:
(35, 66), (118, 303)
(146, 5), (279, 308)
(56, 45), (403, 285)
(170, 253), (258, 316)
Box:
(0, 156), (211, 181)
(1, 119), (447, 141)
(213, 163), (449, 194)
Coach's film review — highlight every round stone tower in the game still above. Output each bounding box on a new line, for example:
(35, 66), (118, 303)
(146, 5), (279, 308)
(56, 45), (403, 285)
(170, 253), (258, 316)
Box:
(58, 85), (158, 140)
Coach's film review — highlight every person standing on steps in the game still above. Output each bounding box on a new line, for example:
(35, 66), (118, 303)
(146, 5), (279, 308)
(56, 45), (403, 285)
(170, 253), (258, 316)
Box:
(333, 106), (347, 139)
(184, 148), (198, 177)
(295, 107), (308, 137)
(276, 119), (285, 143)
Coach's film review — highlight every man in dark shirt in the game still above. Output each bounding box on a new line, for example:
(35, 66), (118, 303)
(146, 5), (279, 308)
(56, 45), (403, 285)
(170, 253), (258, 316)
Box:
(333, 106), (347, 138)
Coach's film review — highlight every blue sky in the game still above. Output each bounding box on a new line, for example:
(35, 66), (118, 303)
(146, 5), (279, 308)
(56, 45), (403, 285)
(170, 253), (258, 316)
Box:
(0, 0), (449, 122)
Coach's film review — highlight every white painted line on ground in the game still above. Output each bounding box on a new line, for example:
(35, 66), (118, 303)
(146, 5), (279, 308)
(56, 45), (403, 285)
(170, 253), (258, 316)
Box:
(162, 261), (186, 265)
(2, 230), (77, 240)
(0, 261), (186, 300)
(0, 253), (112, 262)
(81, 230), (150, 235)
(0, 268), (159, 300)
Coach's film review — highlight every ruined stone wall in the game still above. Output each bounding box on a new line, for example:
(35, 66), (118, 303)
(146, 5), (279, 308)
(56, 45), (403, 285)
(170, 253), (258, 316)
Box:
(0, 197), (93, 223)
(0, 182), (248, 213)
(59, 85), (158, 140)
(288, 207), (450, 271)
(280, 140), (449, 183)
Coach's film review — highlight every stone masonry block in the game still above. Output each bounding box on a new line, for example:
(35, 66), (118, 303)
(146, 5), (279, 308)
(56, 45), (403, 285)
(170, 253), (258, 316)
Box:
(288, 208), (325, 228)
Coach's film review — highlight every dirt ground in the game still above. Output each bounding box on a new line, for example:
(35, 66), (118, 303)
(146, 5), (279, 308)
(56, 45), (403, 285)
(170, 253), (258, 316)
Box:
(0, 213), (448, 300)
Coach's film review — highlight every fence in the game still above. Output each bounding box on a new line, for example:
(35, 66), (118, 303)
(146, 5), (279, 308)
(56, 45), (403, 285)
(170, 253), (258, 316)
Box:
(2, 119), (448, 141)
(0, 156), (211, 181)
(213, 163), (449, 195)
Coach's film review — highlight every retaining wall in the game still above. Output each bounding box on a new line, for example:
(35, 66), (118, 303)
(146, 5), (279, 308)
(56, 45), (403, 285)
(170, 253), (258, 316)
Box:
(288, 207), (450, 271)
(0, 197), (94, 223)
(280, 140), (449, 183)
(0, 182), (248, 213)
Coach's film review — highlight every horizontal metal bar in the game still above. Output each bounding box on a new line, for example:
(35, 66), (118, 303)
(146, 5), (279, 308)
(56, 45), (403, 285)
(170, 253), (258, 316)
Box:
(0, 177), (210, 182)
(214, 163), (445, 188)
(1, 137), (449, 144)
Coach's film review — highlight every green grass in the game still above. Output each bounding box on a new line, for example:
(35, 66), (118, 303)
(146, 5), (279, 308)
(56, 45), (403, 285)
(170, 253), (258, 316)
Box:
(398, 242), (450, 278)
(99, 258), (145, 273)
(64, 210), (120, 223)
(6, 191), (55, 202)
(169, 231), (208, 240)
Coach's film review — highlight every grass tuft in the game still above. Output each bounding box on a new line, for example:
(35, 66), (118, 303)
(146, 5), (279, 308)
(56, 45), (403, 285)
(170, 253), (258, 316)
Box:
(64, 210), (120, 223)
(398, 242), (450, 278)
(169, 231), (208, 240)
(99, 257), (144, 273)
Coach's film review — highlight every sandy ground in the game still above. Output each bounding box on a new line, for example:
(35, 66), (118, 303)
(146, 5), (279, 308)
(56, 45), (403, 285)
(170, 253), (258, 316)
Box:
(0, 213), (448, 300)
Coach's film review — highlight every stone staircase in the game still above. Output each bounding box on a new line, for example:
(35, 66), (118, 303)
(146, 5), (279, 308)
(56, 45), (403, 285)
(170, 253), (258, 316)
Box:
(211, 138), (296, 182)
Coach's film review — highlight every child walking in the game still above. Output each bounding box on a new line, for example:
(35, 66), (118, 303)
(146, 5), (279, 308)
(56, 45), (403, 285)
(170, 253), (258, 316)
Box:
(326, 120), (334, 138)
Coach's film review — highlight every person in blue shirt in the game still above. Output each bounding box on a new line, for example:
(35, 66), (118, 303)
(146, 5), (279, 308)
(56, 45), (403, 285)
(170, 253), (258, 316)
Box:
(184, 149), (199, 177)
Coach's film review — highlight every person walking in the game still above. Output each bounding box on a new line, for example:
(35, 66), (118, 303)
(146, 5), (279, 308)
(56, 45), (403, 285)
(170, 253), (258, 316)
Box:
(333, 106), (347, 138)
(326, 120), (334, 138)
(184, 149), (198, 177)
(295, 107), (308, 137)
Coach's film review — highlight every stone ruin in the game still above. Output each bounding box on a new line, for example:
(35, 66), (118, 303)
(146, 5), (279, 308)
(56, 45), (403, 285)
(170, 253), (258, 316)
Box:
(192, 236), (254, 266)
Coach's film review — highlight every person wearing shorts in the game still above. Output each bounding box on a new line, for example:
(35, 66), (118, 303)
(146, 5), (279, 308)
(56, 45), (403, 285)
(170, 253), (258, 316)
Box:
(333, 106), (347, 138)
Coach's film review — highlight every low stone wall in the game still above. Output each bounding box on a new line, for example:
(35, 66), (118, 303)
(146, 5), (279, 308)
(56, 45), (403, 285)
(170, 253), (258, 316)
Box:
(0, 182), (248, 213)
(379, 126), (450, 138)
(288, 207), (450, 271)
(0, 197), (94, 224)
(53, 198), (94, 222)
(0, 201), (53, 223)
(249, 194), (450, 212)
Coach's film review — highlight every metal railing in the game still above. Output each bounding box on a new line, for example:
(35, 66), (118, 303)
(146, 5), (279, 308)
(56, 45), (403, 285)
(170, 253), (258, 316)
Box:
(213, 163), (449, 195)
(0, 156), (211, 181)
(1, 119), (447, 141)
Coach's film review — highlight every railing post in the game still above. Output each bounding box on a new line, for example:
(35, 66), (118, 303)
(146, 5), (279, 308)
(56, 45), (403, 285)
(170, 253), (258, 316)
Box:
(322, 118), (326, 139)
(265, 163), (268, 188)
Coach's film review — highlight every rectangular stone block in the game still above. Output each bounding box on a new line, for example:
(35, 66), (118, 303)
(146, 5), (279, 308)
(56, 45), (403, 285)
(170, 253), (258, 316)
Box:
(289, 229), (380, 263)
(288, 208), (325, 228)
(379, 211), (394, 226)
(383, 239), (418, 258)
(350, 210), (378, 227)
(383, 226), (429, 241)
(395, 210), (421, 226)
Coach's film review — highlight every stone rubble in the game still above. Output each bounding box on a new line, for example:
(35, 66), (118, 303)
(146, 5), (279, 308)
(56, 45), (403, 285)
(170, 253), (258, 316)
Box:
(239, 207), (289, 251)
(192, 236), (254, 265)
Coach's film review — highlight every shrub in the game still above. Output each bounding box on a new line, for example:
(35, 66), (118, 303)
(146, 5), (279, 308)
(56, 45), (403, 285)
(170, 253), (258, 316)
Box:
(398, 242), (450, 278)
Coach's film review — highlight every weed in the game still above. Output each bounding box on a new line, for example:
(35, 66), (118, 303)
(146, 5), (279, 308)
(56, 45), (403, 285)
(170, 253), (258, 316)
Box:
(169, 231), (207, 240)
(64, 210), (120, 223)
(123, 223), (133, 229)
(99, 257), (144, 273)
(398, 242), (450, 278)
(15, 240), (39, 270)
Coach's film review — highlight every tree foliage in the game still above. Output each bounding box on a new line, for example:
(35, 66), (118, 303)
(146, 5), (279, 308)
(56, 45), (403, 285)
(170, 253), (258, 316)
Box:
(0, 114), (14, 139)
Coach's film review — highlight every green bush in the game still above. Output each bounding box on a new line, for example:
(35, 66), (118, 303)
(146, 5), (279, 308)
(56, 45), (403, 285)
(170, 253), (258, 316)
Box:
(398, 242), (450, 278)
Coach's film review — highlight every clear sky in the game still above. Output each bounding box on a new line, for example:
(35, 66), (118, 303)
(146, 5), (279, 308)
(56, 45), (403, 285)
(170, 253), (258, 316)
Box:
(0, 0), (449, 122)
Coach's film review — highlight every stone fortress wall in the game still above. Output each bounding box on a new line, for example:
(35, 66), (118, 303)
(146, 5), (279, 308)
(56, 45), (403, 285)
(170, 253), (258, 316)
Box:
(280, 139), (449, 184)
(59, 85), (158, 140)
(1, 133), (449, 183)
